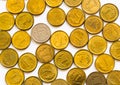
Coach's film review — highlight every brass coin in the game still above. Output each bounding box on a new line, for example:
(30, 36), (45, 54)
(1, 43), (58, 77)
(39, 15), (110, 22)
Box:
(67, 68), (86, 85)
(27, 0), (46, 15)
(95, 54), (115, 73)
(12, 31), (31, 50)
(67, 8), (85, 27)
(84, 15), (103, 34)
(36, 44), (54, 63)
(6, 0), (24, 13)
(82, 0), (100, 14)
(47, 8), (66, 26)
(0, 48), (18, 68)
(70, 28), (89, 48)
(51, 79), (69, 85)
(74, 49), (93, 69)
(0, 31), (11, 50)
(46, 0), (63, 7)
(5, 68), (24, 85)
(54, 50), (73, 70)
(103, 23), (120, 42)
(100, 3), (119, 22)
(16, 12), (34, 30)
(64, 0), (82, 7)
(0, 12), (14, 31)
(88, 36), (107, 55)
(50, 30), (69, 50)
(38, 63), (58, 83)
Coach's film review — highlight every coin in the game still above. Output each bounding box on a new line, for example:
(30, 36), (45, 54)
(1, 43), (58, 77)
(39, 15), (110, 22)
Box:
(82, 0), (100, 14)
(6, 0), (24, 13)
(38, 63), (58, 83)
(88, 36), (107, 55)
(51, 79), (69, 85)
(0, 12), (14, 31)
(27, 0), (46, 15)
(5, 68), (24, 85)
(74, 49), (93, 69)
(54, 50), (73, 70)
(12, 31), (31, 50)
(84, 15), (103, 34)
(70, 28), (89, 48)
(100, 3), (119, 22)
(36, 44), (54, 63)
(64, 0), (82, 7)
(46, 0), (63, 7)
(16, 12), (34, 30)
(67, 68), (86, 85)
(50, 30), (69, 50)
(0, 48), (18, 68)
(103, 23), (120, 42)
(47, 8), (66, 26)
(86, 72), (107, 85)
(95, 54), (115, 73)
(0, 31), (11, 50)
(31, 23), (51, 43)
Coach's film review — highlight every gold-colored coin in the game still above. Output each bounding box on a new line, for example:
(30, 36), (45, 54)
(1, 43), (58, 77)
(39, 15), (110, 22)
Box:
(50, 30), (69, 50)
(67, 8), (85, 27)
(82, 0), (100, 14)
(16, 12), (34, 30)
(51, 79), (69, 85)
(64, 0), (82, 7)
(6, 0), (24, 13)
(88, 36), (107, 55)
(103, 23), (120, 42)
(47, 8), (66, 26)
(0, 48), (18, 68)
(12, 31), (31, 50)
(0, 31), (11, 50)
(54, 50), (73, 70)
(67, 68), (86, 85)
(74, 49), (93, 69)
(46, 0), (63, 7)
(38, 63), (58, 83)
(27, 0), (46, 15)
(5, 68), (24, 85)
(100, 3), (119, 22)
(36, 44), (54, 63)
(70, 28), (89, 48)
(0, 12), (14, 31)
(18, 53), (37, 72)
(84, 15), (103, 34)
(95, 54), (115, 73)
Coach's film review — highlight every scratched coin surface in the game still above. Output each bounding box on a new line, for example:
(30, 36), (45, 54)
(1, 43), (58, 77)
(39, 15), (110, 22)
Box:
(31, 23), (51, 43)
(46, 0), (63, 7)
(38, 63), (58, 83)
(51, 79), (69, 85)
(64, 0), (82, 7)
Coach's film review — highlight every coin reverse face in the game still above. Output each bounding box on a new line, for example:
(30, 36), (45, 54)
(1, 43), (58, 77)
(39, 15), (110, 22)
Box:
(51, 79), (69, 85)
(64, 0), (82, 7)
(46, 0), (63, 7)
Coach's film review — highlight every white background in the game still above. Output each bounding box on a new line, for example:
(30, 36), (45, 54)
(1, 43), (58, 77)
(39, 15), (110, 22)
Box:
(0, 0), (120, 85)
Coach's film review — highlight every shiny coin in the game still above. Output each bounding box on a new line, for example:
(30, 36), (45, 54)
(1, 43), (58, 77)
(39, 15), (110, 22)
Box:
(64, 0), (82, 7)
(31, 23), (51, 43)
(51, 79), (69, 85)
(46, 0), (63, 7)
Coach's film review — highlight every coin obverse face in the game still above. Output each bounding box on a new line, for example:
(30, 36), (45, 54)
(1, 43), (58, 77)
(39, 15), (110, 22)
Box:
(46, 0), (63, 7)
(51, 79), (69, 85)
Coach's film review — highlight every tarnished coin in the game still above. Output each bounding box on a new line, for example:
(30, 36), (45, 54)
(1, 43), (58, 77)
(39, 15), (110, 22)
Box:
(54, 50), (73, 70)
(82, 0), (100, 14)
(36, 44), (54, 63)
(6, 0), (24, 13)
(47, 8), (66, 26)
(27, 0), (46, 15)
(70, 28), (89, 48)
(5, 68), (24, 85)
(0, 48), (18, 68)
(64, 0), (82, 7)
(95, 54), (115, 73)
(50, 30), (69, 50)
(85, 15), (103, 34)
(100, 3), (119, 22)
(46, 0), (63, 7)
(51, 79), (69, 85)
(16, 12), (34, 30)
(88, 36), (107, 55)
(12, 31), (31, 50)
(67, 8), (85, 27)
(74, 49), (93, 69)
(0, 31), (11, 50)
(103, 23), (120, 42)
(0, 12), (14, 31)
(86, 72), (107, 85)
(31, 23), (51, 43)
(38, 63), (58, 83)
(67, 68), (86, 85)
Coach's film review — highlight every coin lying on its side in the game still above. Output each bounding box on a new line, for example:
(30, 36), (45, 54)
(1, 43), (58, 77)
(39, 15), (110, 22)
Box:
(51, 79), (69, 85)
(46, 0), (63, 7)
